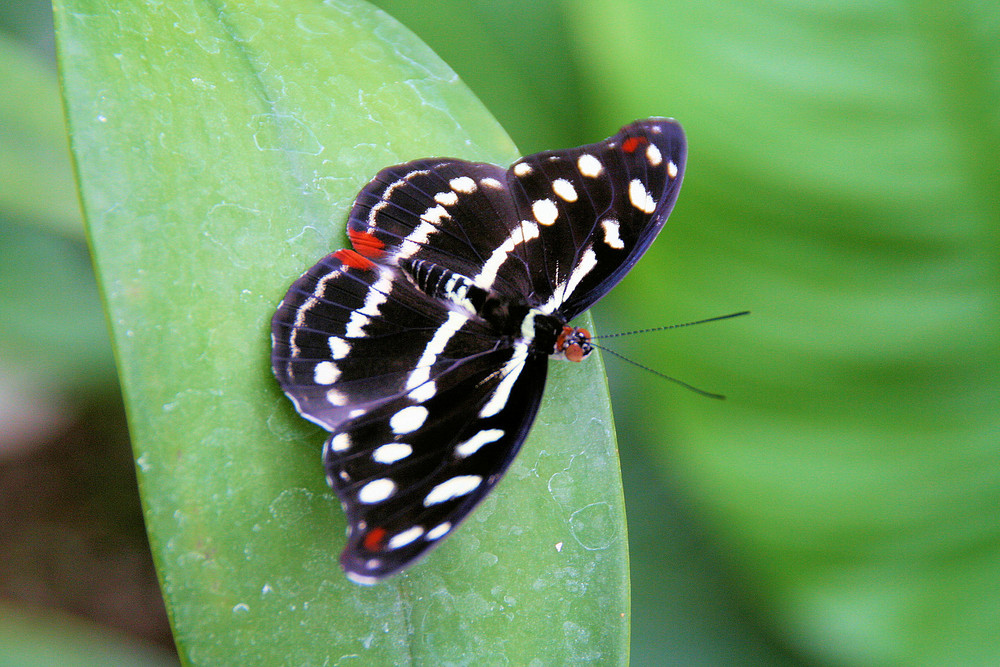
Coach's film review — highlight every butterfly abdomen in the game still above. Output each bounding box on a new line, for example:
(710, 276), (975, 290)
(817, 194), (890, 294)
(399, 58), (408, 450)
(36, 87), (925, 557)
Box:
(401, 257), (489, 315)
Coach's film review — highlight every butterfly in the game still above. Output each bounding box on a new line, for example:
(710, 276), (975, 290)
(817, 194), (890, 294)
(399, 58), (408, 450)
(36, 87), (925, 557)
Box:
(271, 118), (686, 584)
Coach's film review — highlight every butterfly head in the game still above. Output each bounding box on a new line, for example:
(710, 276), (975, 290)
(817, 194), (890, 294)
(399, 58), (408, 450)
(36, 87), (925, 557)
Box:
(554, 326), (593, 363)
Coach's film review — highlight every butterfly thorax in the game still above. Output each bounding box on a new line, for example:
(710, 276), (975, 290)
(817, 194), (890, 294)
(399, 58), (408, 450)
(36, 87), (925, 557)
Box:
(400, 256), (572, 356)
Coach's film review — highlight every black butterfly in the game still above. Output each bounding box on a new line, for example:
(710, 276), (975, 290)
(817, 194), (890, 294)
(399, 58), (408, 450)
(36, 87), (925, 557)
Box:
(271, 118), (686, 584)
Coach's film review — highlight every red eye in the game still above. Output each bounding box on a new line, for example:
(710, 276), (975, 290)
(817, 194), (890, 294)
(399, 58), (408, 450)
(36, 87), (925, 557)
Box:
(564, 343), (586, 363)
(556, 326), (592, 362)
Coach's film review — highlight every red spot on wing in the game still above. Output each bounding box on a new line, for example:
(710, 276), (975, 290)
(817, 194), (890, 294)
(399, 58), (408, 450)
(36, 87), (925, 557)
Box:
(348, 228), (386, 258)
(335, 249), (375, 271)
(363, 527), (388, 552)
(622, 136), (647, 153)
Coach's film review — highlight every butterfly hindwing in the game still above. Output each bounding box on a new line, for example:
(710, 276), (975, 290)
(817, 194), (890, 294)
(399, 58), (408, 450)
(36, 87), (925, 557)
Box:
(327, 348), (548, 583)
(272, 249), (552, 582)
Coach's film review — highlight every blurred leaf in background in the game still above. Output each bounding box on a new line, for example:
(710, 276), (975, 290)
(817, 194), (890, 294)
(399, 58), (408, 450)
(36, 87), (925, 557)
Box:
(0, 17), (108, 435)
(0, 2), (175, 663)
(566, 1), (1000, 664)
(377, 0), (1000, 665)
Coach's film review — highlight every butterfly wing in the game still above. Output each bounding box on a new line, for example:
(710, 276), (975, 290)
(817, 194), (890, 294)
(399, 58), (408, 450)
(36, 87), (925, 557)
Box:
(271, 250), (548, 582)
(271, 252), (499, 432)
(272, 118), (686, 582)
(342, 119), (685, 321)
(328, 348), (547, 583)
(505, 118), (686, 319)
(345, 158), (536, 301)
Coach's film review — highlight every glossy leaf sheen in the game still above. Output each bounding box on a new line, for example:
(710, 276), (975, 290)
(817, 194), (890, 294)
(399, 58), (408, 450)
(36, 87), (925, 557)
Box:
(54, 0), (628, 663)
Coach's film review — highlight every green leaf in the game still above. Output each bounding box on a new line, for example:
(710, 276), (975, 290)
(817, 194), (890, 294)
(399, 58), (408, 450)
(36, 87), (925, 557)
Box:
(0, 208), (114, 391)
(0, 603), (176, 667)
(0, 30), (111, 393)
(54, 0), (628, 663)
(0, 30), (81, 237)
(567, 0), (1000, 664)
(370, 0), (585, 154)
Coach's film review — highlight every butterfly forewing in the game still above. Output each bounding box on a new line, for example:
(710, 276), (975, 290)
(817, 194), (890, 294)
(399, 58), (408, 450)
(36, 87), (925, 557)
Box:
(505, 118), (686, 318)
(271, 118), (687, 582)
(347, 159), (537, 300)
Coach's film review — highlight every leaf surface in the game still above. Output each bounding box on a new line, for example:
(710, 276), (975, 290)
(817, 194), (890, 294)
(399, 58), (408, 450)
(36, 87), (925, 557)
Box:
(54, 0), (629, 663)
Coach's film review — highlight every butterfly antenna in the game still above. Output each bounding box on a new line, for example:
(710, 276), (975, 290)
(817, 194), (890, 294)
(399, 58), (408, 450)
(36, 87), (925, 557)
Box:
(591, 310), (750, 340)
(589, 343), (727, 400)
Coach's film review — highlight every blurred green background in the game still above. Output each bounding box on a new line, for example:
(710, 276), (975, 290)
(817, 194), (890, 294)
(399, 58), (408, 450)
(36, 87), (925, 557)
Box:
(3, 0), (998, 664)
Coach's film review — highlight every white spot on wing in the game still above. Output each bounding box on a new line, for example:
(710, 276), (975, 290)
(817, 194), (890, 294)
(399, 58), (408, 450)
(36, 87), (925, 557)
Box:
(346, 268), (393, 337)
(330, 432), (351, 452)
(344, 312), (370, 339)
(532, 198), (558, 226)
(646, 143), (662, 167)
(426, 522), (452, 541)
(328, 336), (350, 360)
(388, 526), (424, 549)
(541, 247), (598, 314)
(407, 312), (468, 393)
(395, 206), (450, 260)
(372, 443), (413, 464)
(474, 221), (539, 289)
(480, 177), (503, 189)
(390, 405), (428, 434)
(629, 179), (656, 214)
(577, 153), (603, 178)
(358, 478), (396, 503)
(422, 205), (450, 224)
(667, 160), (678, 179)
(313, 361), (340, 385)
(434, 190), (459, 206)
(552, 178), (578, 202)
(423, 475), (482, 506)
(455, 429), (504, 458)
(449, 176), (477, 193)
(479, 311), (536, 417)
(513, 162), (532, 177)
(600, 219), (624, 250)
(408, 381), (436, 402)
(326, 389), (348, 406)
(346, 572), (379, 586)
